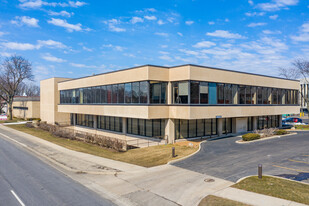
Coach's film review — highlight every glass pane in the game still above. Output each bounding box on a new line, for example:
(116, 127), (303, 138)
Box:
(209, 83), (217, 104)
(132, 118), (138, 135)
(161, 119), (165, 138)
(217, 83), (224, 104)
(257, 87), (263, 104)
(212, 119), (217, 135)
(175, 119), (180, 139)
(205, 119), (211, 136)
(106, 85), (112, 103)
(112, 85), (118, 103)
(161, 83), (167, 104)
(200, 82), (208, 104)
(118, 84), (124, 103)
(188, 120), (197, 138)
(139, 119), (145, 136)
(272, 88), (278, 104)
(139, 81), (148, 103)
(151, 83), (161, 103)
(226, 118), (232, 133)
(145, 119), (152, 137)
(172, 82), (179, 104)
(153, 119), (161, 138)
(132, 82), (140, 103)
(190, 81), (199, 104)
(127, 118), (132, 134)
(239, 86), (246, 104)
(246, 86), (251, 104)
(110, 116), (115, 131)
(225, 84), (232, 104)
(125, 83), (132, 103)
(179, 82), (188, 104)
(197, 119), (204, 137)
(180, 120), (188, 138)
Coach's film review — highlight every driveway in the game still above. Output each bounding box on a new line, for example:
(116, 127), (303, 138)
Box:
(172, 132), (309, 183)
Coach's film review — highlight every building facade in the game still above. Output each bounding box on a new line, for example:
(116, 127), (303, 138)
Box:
(12, 96), (40, 119)
(300, 79), (309, 111)
(41, 65), (300, 143)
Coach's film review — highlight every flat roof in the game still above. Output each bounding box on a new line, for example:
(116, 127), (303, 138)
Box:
(58, 64), (299, 83)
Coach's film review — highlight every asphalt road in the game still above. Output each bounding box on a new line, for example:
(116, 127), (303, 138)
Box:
(0, 127), (116, 206)
(173, 131), (309, 183)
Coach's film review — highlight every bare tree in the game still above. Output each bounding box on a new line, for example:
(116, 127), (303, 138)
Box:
(0, 55), (33, 120)
(279, 59), (309, 112)
(18, 82), (40, 96)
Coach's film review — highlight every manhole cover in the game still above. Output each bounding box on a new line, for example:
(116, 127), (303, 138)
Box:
(204, 178), (215, 182)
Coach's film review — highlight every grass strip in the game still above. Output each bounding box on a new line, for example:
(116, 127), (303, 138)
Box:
(232, 176), (309, 205)
(6, 124), (198, 167)
(198, 195), (250, 206)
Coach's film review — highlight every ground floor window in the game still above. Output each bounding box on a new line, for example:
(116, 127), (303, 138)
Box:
(175, 118), (217, 139)
(222, 118), (232, 134)
(257, 115), (279, 130)
(247, 117), (253, 131)
(76, 114), (94, 128)
(127, 118), (165, 139)
(97, 116), (122, 133)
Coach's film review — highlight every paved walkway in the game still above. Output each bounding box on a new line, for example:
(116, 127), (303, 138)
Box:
(0, 125), (307, 206)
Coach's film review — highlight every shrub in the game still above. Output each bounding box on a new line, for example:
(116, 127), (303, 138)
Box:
(242, 133), (260, 141)
(25, 122), (34, 128)
(274, 130), (289, 135)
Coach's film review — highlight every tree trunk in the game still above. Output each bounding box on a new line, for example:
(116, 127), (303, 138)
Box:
(8, 102), (13, 120)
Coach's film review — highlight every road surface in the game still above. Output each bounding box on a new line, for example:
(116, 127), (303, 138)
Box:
(0, 127), (116, 206)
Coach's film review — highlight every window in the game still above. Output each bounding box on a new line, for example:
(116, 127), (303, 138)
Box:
(173, 81), (189, 104)
(272, 88), (278, 104)
(126, 118), (165, 139)
(217, 83), (224, 104)
(112, 85), (118, 103)
(132, 82), (139, 103)
(106, 85), (112, 103)
(224, 84), (232, 104)
(118, 84), (125, 103)
(125, 83), (132, 103)
(262, 87), (268, 104)
(97, 115), (122, 132)
(161, 83), (167, 103)
(100, 86), (106, 103)
(139, 81), (148, 103)
(245, 86), (252, 104)
(190, 81), (199, 104)
(95, 86), (101, 103)
(209, 83), (217, 104)
(200, 82), (208, 104)
(150, 82), (161, 103)
(257, 87), (263, 104)
(239, 86), (246, 104)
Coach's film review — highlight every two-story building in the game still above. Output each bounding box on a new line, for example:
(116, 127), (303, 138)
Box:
(40, 64), (300, 143)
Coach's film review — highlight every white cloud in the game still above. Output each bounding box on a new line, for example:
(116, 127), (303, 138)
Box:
(0, 52), (13, 57)
(291, 22), (309, 42)
(47, 18), (82, 32)
(19, 0), (87, 9)
(185, 20), (194, 25)
(208, 21), (215, 25)
(248, 22), (267, 27)
(0, 31), (5, 36)
(70, 63), (105, 69)
(144, 15), (157, 20)
(248, 0), (254, 5)
(206, 30), (245, 39)
(177, 32), (183, 37)
(103, 19), (126, 32)
(269, 14), (278, 20)
(157, 20), (165, 25)
(245, 12), (265, 16)
(225, 18), (229, 22)
(41, 53), (66, 62)
(48, 10), (73, 17)
(155, 32), (168, 37)
(1, 42), (38, 50)
(11, 16), (39, 27)
(82, 46), (93, 52)
(263, 30), (281, 34)
(159, 55), (173, 61)
(130, 17), (144, 24)
(193, 41), (216, 48)
(37, 39), (67, 49)
(102, 44), (125, 51)
(257, 0), (299, 11)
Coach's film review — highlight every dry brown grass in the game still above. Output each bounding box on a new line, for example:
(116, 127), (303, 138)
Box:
(198, 195), (250, 206)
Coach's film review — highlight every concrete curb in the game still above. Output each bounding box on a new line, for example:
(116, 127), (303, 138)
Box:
(235, 132), (297, 144)
(235, 174), (309, 186)
(167, 140), (206, 165)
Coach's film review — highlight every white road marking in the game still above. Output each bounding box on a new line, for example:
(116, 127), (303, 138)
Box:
(0, 133), (27, 147)
(11, 190), (26, 206)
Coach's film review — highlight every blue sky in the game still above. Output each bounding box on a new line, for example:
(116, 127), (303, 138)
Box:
(0, 0), (308, 83)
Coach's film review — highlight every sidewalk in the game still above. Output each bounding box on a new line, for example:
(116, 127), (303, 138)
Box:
(0, 124), (307, 206)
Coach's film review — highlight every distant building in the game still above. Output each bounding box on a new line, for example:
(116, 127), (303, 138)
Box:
(12, 96), (40, 119)
(300, 79), (309, 111)
(40, 64), (300, 143)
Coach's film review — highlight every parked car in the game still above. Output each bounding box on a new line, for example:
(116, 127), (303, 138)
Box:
(282, 117), (307, 126)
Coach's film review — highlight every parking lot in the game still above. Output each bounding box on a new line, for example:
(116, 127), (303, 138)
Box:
(173, 131), (309, 183)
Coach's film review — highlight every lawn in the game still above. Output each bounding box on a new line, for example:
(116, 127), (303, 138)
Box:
(295, 125), (309, 130)
(198, 195), (250, 206)
(233, 176), (309, 205)
(6, 124), (198, 167)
